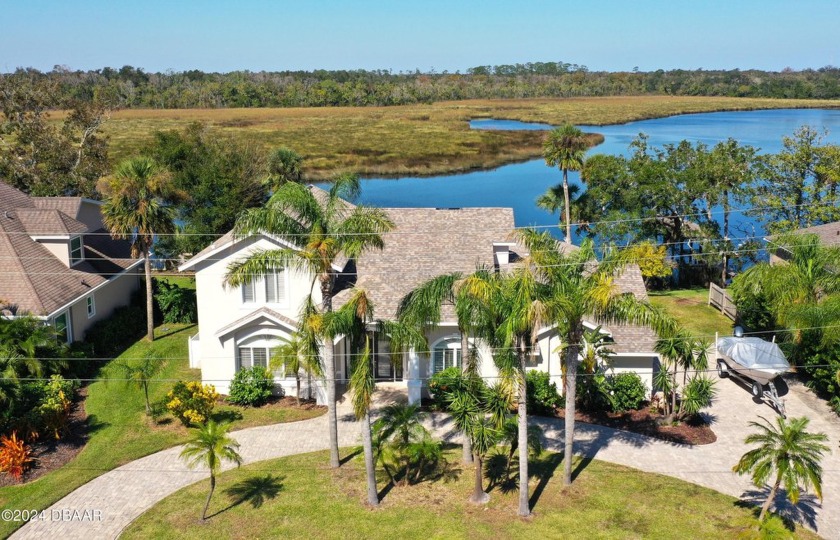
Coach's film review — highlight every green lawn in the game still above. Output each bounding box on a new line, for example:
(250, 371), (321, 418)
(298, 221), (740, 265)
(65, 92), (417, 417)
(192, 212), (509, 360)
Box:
(123, 448), (816, 540)
(649, 288), (734, 341)
(0, 323), (323, 538)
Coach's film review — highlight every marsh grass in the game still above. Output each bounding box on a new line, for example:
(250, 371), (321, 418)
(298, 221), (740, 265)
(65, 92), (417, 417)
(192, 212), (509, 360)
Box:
(55, 96), (840, 179)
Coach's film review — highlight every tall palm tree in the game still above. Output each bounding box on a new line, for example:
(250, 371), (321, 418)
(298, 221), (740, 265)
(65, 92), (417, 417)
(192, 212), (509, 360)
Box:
(179, 420), (244, 521)
(733, 416), (829, 522)
(517, 230), (674, 487)
(397, 271), (486, 464)
(224, 174), (394, 468)
(265, 147), (304, 190)
(99, 157), (177, 341)
(323, 288), (379, 506)
(460, 262), (546, 516)
(543, 124), (588, 243)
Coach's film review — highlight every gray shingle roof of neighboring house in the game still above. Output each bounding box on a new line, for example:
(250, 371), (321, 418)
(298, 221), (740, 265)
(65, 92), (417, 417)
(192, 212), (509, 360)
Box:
(0, 182), (140, 316)
(789, 221), (840, 245)
(601, 264), (660, 354)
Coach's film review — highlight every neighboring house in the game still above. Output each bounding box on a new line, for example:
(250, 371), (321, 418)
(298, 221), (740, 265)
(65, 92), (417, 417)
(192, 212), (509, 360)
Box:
(180, 186), (662, 403)
(0, 182), (143, 343)
(768, 220), (840, 265)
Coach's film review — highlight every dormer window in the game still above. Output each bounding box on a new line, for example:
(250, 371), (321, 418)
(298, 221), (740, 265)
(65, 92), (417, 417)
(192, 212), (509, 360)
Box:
(70, 236), (84, 265)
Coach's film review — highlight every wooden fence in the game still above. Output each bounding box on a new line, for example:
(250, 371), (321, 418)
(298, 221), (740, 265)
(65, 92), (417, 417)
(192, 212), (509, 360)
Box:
(708, 283), (737, 320)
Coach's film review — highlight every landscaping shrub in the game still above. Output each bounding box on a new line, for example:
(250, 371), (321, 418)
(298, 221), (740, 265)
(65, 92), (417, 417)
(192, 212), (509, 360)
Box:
(731, 286), (777, 333)
(576, 369), (613, 413)
(39, 375), (79, 440)
(609, 372), (648, 412)
(526, 370), (562, 416)
(428, 367), (469, 410)
(0, 432), (34, 481)
(167, 381), (219, 426)
(227, 367), (275, 407)
(154, 280), (197, 324)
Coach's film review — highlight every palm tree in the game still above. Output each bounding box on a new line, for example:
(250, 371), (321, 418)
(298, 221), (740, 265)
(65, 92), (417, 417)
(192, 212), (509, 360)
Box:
(543, 124), (588, 243)
(224, 174), (394, 468)
(323, 288), (379, 506)
(460, 262), (546, 516)
(733, 416), (829, 522)
(265, 147), (304, 190)
(179, 420), (244, 521)
(0, 315), (66, 378)
(373, 402), (432, 485)
(537, 182), (581, 238)
(517, 230), (674, 487)
(110, 351), (164, 415)
(731, 233), (840, 328)
(99, 157), (177, 341)
(272, 298), (324, 405)
(397, 271), (486, 464)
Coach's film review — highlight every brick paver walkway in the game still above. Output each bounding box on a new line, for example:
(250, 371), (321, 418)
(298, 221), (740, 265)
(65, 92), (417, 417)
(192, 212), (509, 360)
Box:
(12, 376), (840, 539)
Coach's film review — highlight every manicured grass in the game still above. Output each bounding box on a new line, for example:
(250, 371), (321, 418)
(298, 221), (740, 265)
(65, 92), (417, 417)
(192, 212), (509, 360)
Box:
(56, 96), (840, 179)
(649, 288), (734, 340)
(0, 324), (323, 538)
(123, 448), (817, 539)
(156, 274), (196, 290)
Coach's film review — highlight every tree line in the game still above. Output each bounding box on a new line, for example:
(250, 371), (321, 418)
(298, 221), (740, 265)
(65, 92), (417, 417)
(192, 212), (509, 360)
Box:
(3, 63), (840, 109)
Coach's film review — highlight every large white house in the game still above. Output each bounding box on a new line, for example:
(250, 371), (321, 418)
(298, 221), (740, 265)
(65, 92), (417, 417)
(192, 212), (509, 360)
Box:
(0, 182), (143, 343)
(180, 186), (660, 403)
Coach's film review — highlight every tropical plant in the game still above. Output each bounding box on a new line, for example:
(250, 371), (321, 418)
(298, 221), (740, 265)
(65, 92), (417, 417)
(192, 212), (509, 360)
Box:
(110, 351), (165, 415)
(38, 375), (78, 439)
(154, 280), (197, 324)
(323, 288), (379, 506)
(99, 157), (178, 341)
(372, 402), (439, 486)
(679, 376), (716, 418)
(525, 370), (562, 416)
(224, 174), (394, 468)
(536, 182), (581, 240)
(733, 416), (829, 522)
(272, 328), (322, 406)
(397, 270), (487, 463)
(609, 372), (648, 412)
(0, 432), (34, 481)
(265, 147), (304, 189)
(576, 367), (614, 413)
(179, 420), (244, 521)
(227, 367), (274, 407)
(515, 230), (674, 487)
(167, 381), (219, 426)
(0, 315), (67, 378)
(621, 241), (673, 287)
(543, 124), (588, 243)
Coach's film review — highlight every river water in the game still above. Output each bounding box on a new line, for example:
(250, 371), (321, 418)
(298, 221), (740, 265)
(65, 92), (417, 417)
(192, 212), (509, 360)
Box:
(319, 108), (840, 242)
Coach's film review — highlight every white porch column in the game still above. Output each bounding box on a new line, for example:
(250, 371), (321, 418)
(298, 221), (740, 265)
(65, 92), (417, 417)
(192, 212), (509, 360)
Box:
(407, 347), (422, 405)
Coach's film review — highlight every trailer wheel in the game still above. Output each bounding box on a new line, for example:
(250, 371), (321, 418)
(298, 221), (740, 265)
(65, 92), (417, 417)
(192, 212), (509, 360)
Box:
(717, 360), (728, 378)
(751, 381), (763, 398)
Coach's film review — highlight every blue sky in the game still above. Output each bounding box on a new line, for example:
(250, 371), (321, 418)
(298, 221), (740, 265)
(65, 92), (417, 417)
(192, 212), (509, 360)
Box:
(2, 0), (838, 73)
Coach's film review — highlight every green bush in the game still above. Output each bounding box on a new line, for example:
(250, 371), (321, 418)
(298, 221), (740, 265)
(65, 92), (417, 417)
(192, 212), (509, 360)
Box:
(39, 375), (79, 439)
(731, 285), (777, 333)
(154, 280), (197, 324)
(576, 370), (613, 413)
(526, 370), (562, 416)
(428, 367), (467, 410)
(609, 372), (648, 412)
(227, 367), (275, 407)
(166, 381), (219, 426)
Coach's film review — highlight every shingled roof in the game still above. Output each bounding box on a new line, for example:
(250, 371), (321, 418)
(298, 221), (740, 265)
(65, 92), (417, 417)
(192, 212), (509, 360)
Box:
(601, 264), (659, 354)
(0, 182), (141, 316)
(789, 220), (840, 246)
(334, 205), (516, 320)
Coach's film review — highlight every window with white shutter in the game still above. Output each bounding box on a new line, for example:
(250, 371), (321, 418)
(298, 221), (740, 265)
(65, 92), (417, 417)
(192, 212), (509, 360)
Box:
(242, 281), (255, 303)
(265, 270), (286, 304)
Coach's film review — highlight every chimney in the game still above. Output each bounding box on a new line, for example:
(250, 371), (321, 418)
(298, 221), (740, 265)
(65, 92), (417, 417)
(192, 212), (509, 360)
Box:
(493, 242), (515, 266)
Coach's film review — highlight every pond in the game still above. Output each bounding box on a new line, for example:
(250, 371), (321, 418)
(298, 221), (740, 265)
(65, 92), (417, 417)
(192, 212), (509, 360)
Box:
(318, 109), (840, 243)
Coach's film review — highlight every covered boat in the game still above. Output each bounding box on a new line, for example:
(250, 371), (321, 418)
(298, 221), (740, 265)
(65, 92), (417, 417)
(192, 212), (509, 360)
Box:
(716, 336), (791, 390)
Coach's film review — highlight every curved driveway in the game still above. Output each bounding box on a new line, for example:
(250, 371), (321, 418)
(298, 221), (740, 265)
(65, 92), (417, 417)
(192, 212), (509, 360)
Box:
(12, 375), (840, 539)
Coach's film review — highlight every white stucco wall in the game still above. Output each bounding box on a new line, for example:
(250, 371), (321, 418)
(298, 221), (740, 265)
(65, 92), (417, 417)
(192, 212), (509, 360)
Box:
(189, 235), (321, 396)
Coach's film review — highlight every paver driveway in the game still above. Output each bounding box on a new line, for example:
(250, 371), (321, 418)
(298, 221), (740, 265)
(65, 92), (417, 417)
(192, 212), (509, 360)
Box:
(12, 375), (840, 539)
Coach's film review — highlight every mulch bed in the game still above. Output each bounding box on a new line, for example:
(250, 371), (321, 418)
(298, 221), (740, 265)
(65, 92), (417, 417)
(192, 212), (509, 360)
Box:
(553, 406), (717, 445)
(261, 395), (323, 410)
(0, 387), (91, 487)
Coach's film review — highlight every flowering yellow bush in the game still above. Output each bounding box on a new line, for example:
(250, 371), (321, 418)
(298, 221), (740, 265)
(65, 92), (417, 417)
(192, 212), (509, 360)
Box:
(166, 381), (219, 426)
